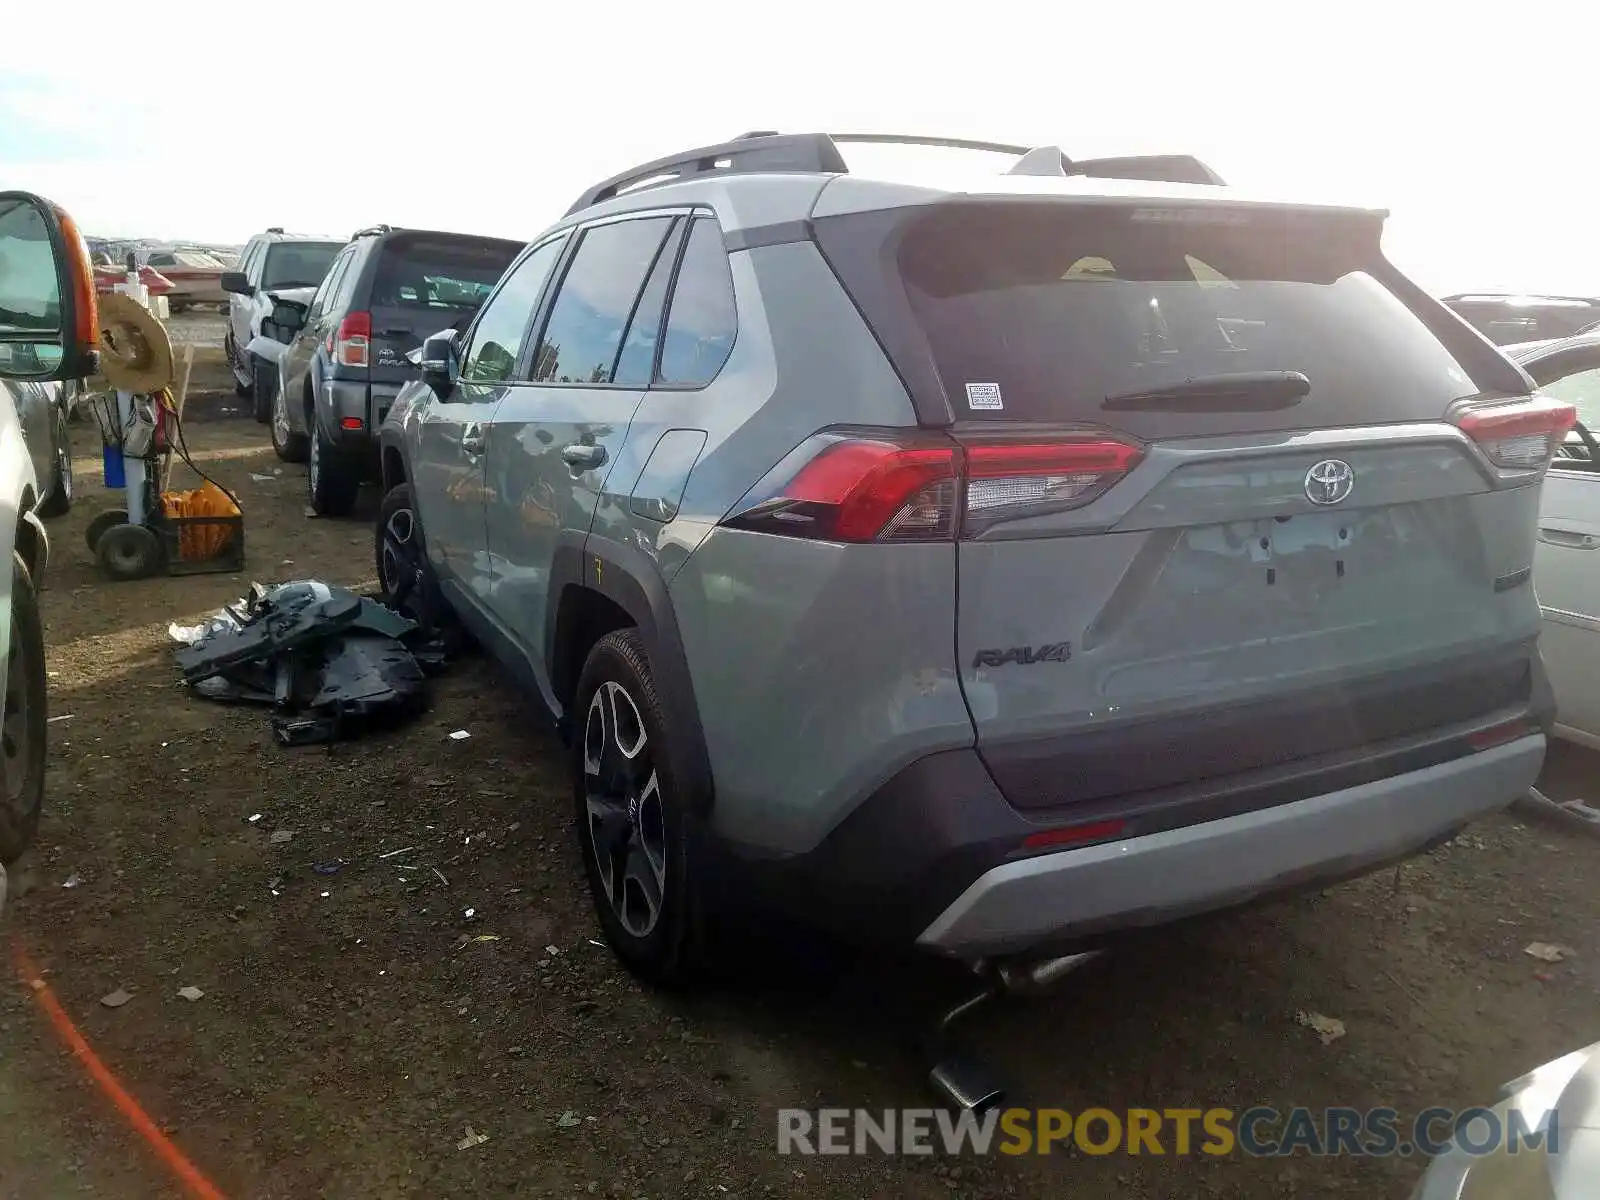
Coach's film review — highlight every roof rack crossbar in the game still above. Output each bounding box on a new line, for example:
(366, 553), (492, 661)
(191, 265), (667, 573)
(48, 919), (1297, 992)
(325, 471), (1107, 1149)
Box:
(565, 132), (1227, 216)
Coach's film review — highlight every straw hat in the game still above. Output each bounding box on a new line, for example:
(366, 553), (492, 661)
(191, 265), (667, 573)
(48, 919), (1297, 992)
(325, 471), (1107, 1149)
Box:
(97, 292), (174, 393)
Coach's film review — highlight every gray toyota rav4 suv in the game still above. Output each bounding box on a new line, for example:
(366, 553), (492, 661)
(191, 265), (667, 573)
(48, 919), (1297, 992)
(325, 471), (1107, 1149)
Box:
(376, 131), (1566, 985)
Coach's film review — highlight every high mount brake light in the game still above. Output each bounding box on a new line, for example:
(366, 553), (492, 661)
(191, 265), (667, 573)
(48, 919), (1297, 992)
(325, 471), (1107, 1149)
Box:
(1454, 395), (1578, 470)
(723, 433), (1144, 542)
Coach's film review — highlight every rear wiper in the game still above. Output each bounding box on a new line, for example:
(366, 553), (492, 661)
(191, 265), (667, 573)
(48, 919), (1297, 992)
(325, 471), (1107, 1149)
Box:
(1102, 371), (1311, 412)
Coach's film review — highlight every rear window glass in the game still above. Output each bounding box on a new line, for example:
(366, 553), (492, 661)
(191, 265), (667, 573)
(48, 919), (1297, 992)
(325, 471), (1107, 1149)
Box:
(828, 202), (1484, 437)
(371, 238), (522, 313)
(261, 242), (344, 290)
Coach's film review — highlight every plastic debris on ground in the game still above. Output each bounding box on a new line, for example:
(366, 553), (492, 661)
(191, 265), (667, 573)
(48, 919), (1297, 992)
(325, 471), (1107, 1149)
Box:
(61, 873), (83, 889)
(170, 579), (461, 746)
(1294, 1010), (1346, 1044)
(457, 1127), (490, 1150)
(177, 986), (204, 1002)
(1524, 942), (1576, 963)
(101, 989), (133, 1009)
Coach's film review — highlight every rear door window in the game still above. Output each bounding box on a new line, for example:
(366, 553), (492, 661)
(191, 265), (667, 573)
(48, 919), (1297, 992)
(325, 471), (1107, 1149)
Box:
(612, 218), (683, 386)
(369, 236), (522, 315)
(532, 217), (675, 385)
(818, 201), (1486, 438)
(656, 217), (737, 386)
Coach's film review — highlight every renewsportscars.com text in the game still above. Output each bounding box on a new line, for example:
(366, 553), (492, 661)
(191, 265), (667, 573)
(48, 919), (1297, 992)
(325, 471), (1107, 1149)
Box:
(777, 1105), (1557, 1158)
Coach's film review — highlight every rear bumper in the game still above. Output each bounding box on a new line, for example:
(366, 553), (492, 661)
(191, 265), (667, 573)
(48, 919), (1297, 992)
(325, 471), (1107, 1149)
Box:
(706, 680), (1550, 959)
(917, 733), (1543, 957)
(323, 379), (401, 451)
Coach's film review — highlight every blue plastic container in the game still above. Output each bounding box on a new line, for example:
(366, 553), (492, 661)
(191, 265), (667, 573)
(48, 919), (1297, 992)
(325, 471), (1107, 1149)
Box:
(102, 443), (126, 490)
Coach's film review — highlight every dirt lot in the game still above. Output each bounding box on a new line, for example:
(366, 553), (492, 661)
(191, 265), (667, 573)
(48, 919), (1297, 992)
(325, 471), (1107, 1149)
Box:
(2, 340), (1599, 1198)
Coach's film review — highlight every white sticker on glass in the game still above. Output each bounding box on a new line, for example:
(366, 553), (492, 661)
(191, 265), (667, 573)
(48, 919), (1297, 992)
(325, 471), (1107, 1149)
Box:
(966, 382), (1004, 411)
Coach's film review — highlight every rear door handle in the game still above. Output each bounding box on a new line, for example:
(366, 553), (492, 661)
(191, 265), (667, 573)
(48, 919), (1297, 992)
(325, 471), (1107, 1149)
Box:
(562, 444), (607, 470)
(460, 425), (485, 456)
(1539, 525), (1600, 549)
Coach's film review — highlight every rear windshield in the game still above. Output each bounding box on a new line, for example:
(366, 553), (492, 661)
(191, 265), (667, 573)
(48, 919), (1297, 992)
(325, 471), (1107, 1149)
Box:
(818, 201), (1486, 437)
(262, 242), (343, 290)
(370, 237), (522, 313)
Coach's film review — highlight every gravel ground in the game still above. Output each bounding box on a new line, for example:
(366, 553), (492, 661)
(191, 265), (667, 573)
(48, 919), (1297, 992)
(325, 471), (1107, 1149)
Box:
(1, 379), (1597, 1199)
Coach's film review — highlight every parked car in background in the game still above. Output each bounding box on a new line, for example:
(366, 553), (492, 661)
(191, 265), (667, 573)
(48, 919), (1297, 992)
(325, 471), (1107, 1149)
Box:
(8, 374), (74, 519)
(375, 131), (1563, 985)
(1501, 333), (1600, 747)
(1410, 1037), (1589, 1198)
(1443, 292), (1600, 346)
(92, 261), (173, 297)
(221, 228), (345, 418)
(143, 247), (229, 312)
(265, 224), (521, 515)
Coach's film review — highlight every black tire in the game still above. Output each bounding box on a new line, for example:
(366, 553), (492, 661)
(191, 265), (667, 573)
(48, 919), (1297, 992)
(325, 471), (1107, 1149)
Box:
(85, 508), (129, 555)
(375, 483), (440, 613)
(34, 410), (74, 518)
(307, 419), (360, 516)
(96, 522), (164, 581)
(251, 355), (274, 424)
(0, 551), (47, 864)
(572, 629), (706, 986)
(270, 381), (309, 464)
(226, 332), (252, 398)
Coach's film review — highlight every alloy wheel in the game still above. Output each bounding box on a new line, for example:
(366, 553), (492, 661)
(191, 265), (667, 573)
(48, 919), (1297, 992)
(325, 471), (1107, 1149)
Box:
(380, 505), (417, 597)
(273, 384), (291, 448)
(308, 424), (321, 492)
(583, 681), (667, 938)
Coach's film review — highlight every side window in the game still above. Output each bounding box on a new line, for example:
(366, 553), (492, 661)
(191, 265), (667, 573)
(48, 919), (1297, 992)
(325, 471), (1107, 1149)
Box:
(460, 236), (567, 385)
(612, 219), (684, 386)
(310, 252), (350, 320)
(1543, 365), (1600, 433)
(240, 240), (263, 280)
(331, 246), (367, 313)
(148, 253), (176, 268)
(533, 217), (675, 385)
(656, 218), (738, 386)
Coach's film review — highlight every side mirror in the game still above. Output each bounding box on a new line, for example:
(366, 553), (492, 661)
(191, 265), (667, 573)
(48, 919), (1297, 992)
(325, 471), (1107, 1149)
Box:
(420, 332), (458, 396)
(0, 192), (99, 382)
(220, 271), (253, 296)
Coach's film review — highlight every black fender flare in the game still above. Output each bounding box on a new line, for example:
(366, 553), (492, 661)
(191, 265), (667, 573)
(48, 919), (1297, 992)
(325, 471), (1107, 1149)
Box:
(549, 531), (716, 817)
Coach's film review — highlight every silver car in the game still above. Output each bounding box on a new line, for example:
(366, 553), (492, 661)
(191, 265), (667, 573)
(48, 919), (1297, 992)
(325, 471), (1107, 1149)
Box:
(375, 131), (1562, 985)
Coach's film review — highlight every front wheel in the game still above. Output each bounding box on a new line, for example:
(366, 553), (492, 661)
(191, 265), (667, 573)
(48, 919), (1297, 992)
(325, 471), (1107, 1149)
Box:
(251, 356), (274, 424)
(572, 629), (707, 986)
(0, 552), (47, 863)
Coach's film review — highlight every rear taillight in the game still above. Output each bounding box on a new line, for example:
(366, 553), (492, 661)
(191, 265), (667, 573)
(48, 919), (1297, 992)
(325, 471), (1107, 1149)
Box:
(725, 438), (959, 542)
(329, 310), (371, 368)
(722, 431), (1144, 543)
(964, 439), (1144, 533)
(1454, 395), (1577, 470)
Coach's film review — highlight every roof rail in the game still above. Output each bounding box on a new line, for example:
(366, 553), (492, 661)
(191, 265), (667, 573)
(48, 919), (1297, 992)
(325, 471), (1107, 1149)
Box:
(565, 132), (1225, 215)
(1442, 292), (1600, 305)
(266, 226), (284, 234)
(351, 223), (394, 239)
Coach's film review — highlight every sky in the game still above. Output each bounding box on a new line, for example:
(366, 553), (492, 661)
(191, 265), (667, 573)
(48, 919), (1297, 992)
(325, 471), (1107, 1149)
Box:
(2, 0), (1596, 297)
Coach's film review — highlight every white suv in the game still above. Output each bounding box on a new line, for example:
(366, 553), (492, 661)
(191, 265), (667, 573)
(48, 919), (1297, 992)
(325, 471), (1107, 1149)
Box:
(220, 229), (345, 421)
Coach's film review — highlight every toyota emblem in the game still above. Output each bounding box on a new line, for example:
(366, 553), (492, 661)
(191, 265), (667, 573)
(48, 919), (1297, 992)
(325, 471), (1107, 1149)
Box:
(1304, 459), (1355, 506)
